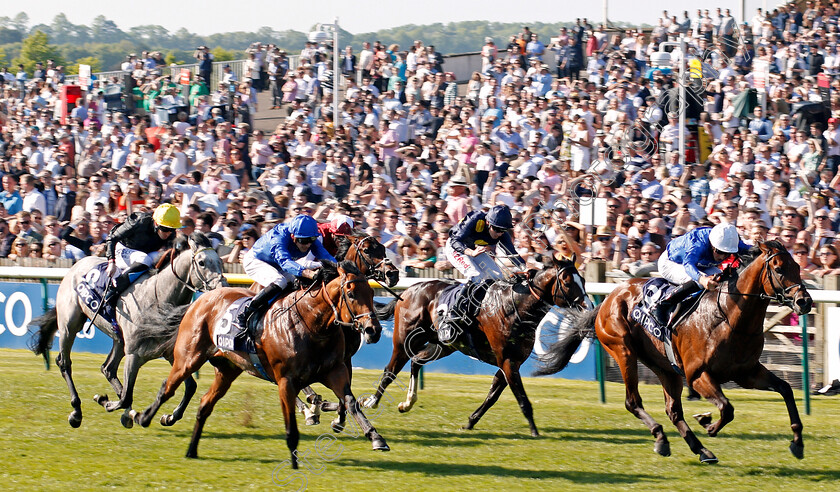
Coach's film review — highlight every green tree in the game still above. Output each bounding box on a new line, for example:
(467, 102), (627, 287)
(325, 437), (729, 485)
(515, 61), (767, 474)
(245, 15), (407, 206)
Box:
(0, 47), (7, 67)
(12, 30), (65, 74)
(211, 46), (236, 62)
(65, 56), (102, 75)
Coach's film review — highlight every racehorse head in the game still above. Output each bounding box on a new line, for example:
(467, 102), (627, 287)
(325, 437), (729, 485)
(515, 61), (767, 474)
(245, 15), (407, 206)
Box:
(320, 260), (382, 344)
(531, 254), (591, 310)
(343, 235), (400, 288)
(751, 240), (812, 315)
(175, 233), (228, 291)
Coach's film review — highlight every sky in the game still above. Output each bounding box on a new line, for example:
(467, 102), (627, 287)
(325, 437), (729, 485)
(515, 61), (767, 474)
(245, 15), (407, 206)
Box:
(15, 0), (772, 36)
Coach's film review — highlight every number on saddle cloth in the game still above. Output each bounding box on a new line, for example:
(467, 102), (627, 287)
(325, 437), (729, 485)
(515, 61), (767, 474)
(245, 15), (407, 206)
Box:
(630, 278), (675, 341)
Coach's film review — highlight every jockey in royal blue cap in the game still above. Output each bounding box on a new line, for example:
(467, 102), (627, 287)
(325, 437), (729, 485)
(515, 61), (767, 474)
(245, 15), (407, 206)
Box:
(237, 214), (337, 340)
(654, 223), (752, 328)
(438, 204), (526, 344)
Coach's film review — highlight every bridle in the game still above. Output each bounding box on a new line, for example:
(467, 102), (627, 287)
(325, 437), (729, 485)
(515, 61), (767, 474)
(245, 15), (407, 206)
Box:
(526, 262), (583, 310)
(714, 250), (806, 310)
(321, 274), (377, 332)
(170, 246), (216, 293)
(349, 235), (403, 300)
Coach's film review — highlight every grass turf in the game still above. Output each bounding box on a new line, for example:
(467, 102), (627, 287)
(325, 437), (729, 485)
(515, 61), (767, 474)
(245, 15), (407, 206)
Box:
(1, 348), (839, 491)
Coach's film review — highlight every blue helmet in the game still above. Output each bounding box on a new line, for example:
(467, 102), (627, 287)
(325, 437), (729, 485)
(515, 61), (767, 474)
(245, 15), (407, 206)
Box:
(289, 215), (320, 238)
(486, 205), (513, 230)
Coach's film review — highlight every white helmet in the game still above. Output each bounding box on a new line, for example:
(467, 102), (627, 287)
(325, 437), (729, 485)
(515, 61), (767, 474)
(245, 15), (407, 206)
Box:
(710, 223), (739, 253)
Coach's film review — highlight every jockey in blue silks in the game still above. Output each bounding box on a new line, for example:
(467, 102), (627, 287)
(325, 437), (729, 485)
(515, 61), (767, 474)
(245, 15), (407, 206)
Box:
(654, 223), (751, 327)
(438, 204), (526, 344)
(237, 214), (337, 340)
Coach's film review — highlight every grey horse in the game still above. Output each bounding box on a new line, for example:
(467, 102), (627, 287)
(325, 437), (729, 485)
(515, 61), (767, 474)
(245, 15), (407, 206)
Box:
(30, 233), (228, 429)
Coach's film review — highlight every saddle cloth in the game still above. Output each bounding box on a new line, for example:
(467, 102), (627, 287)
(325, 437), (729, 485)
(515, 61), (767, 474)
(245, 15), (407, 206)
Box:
(629, 278), (701, 342)
(75, 262), (113, 321)
(213, 296), (273, 381)
(434, 279), (493, 330)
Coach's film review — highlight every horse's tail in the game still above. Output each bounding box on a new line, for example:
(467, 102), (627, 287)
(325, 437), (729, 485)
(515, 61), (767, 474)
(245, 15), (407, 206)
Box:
(28, 307), (58, 366)
(375, 298), (398, 321)
(134, 303), (191, 358)
(533, 304), (601, 377)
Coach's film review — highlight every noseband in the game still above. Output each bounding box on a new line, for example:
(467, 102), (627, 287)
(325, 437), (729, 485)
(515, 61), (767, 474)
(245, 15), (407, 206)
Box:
(170, 246), (216, 293)
(322, 275), (376, 333)
(759, 251), (806, 309)
(527, 263), (582, 309)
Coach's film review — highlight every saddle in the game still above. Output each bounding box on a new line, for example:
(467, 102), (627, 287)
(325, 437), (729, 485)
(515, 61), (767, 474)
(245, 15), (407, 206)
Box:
(435, 279), (493, 333)
(214, 297), (272, 381)
(630, 278), (703, 342)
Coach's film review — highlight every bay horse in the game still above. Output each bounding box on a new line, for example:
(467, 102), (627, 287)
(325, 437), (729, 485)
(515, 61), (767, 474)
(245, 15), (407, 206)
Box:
(29, 233), (227, 428)
(363, 255), (590, 437)
(535, 241), (812, 463)
(131, 261), (389, 468)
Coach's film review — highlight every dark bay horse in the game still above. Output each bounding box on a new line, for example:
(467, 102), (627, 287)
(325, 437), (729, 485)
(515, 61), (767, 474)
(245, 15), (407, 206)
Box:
(132, 261), (389, 468)
(364, 255), (590, 436)
(535, 241), (812, 463)
(29, 233), (227, 428)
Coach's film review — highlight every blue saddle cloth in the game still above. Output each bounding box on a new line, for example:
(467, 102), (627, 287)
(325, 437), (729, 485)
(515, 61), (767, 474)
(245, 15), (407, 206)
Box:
(75, 262), (115, 325)
(213, 297), (272, 381)
(630, 278), (701, 342)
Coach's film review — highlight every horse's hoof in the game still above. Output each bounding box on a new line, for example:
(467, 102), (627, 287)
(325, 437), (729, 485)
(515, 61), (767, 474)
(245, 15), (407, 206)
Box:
(371, 436), (390, 451)
(699, 449), (718, 464)
(397, 402), (411, 413)
(331, 420), (344, 433)
(160, 414), (176, 427)
(654, 440), (671, 457)
(68, 411), (82, 428)
(104, 400), (123, 413)
(530, 429), (540, 438)
(790, 441), (804, 460)
(94, 394), (109, 406)
(120, 413), (134, 429)
(693, 412), (713, 429)
(305, 415), (320, 426)
(461, 422), (475, 431)
(320, 401), (340, 412)
(361, 397), (378, 409)
(185, 451), (198, 459)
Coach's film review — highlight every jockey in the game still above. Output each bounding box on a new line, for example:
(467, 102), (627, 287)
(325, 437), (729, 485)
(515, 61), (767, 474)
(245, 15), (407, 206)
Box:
(317, 214), (355, 257)
(104, 203), (181, 310)
(654, 223), (752, 327)
(236, 214), (338, 339)
(438, 204), (526, 344)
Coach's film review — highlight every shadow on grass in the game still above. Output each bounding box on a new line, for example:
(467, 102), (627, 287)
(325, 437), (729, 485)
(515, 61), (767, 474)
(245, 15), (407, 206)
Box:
(335, 458), (661, 483)
(744, 466), (840, 481)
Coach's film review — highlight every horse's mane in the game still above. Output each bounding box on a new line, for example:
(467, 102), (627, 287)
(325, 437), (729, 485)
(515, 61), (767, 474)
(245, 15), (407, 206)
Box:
(317, 260), (362, 285)
(742, 240), (785, 267)
(339, 234), (386, 262)
(155, 232), (214, 269)
(334, 235), (352, 260)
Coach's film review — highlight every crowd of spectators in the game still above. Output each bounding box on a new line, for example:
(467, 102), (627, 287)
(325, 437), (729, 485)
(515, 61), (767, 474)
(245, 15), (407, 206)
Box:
(2, 2), (840, 285)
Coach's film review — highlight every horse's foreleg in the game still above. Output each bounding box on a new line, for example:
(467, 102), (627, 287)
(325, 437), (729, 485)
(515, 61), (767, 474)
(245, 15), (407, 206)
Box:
(323, 365), (389, 452)
(499, 360), (539, 437)
(463, 369), (508, 431)
(160, 374), (197, 427)
(104, 353), (141, 412)
(658, 369), (717, 464)
(134, 348), (207, 428)
(277, 377), (301, 469)
(605, 340), (670, 456)
(690, 372), (733, 438)
(186, 362), (242, 458)
(362, 347), (410, 409)
(97, 342), (125, 402)
(736, 364), (804, 459)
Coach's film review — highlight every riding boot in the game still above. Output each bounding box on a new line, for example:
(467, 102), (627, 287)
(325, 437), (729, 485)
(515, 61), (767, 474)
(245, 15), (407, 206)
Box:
(653, 281), (700, 328)
(105, 263), (151, 309)
(235, 281), (291, 341)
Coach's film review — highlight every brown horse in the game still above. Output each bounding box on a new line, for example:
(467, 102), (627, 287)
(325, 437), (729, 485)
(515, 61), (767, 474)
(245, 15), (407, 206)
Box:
(363, 255), (590, 436)
(535, 241), (812, 463)
(131, 261), (389, 468)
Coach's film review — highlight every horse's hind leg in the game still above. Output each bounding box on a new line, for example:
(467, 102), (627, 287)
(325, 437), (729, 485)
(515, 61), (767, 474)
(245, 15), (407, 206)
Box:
(160, 374), (197, 427)
(657, 369), (717, 464)
(463, 369), (508, 431)
(690, 372), (734, 437)
(55, 314), (85, 428)
(134, 349), (208, 428)
(736, 364), (804, 459)
(186, 361), (243, 459)
(103, 353), (142, 412)
(602, 339), (671, 456)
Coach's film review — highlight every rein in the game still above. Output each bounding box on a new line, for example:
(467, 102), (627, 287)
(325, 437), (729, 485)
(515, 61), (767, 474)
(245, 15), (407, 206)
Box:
(709, 251), (805, 309)
(320, 276), (375, 331)
(170, 246), (215, 293)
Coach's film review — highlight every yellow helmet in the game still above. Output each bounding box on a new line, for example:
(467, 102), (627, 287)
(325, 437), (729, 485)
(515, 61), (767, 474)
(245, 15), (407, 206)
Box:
(153, 203), (182, 229)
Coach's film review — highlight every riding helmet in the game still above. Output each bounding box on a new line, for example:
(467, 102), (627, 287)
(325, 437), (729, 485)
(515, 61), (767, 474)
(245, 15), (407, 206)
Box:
(153, 203), (183, 229)
(710, 223), (739, 253)
(289, 214), (321, 238)
(328, 214), (355, 236)
(486, 205), (513, 230)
